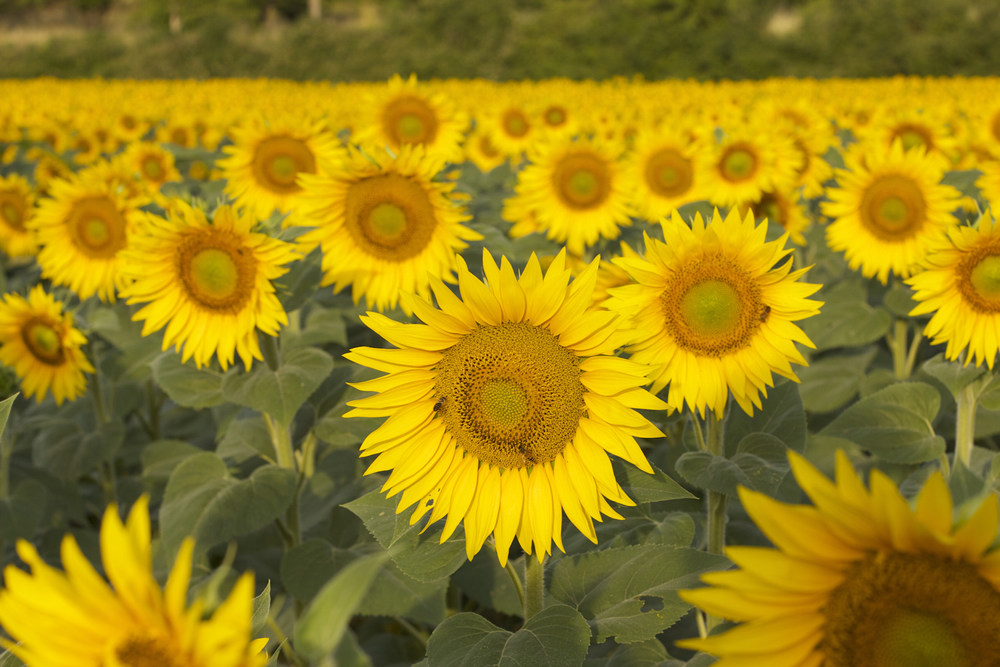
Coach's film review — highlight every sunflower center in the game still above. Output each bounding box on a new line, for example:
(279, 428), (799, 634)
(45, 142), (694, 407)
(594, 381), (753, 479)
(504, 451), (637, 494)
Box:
(793, 139), (811, 177)
(821, 552), (1000, 667)
(720, 146), (758, 182)
(502, 110), (530, 138)
(544, 106), (567, 127)
(171, 127), (190, 147)
(645, 148), (693, 198)
(0, 195), (25, 231)
(20, 317), (64, 366)
(177, 230), (257, 312)
(67, 196), (128, 259)
(958, 245), (1000, 313)
(553, 152), (611, 210)
(251, 135), (316, 195)
(110, 632), (177, 667)
(142, 156), (163, 181)
(662, 255), (765, 357)
(859, 174), (926, 241)
(479, 134), (499, 158)
(755, 191), (784, 224)
(435, 322), (585, 469)
(384, 96), (439, 146)
(343, 172), (438, 261)
(892, 124), (933, 152)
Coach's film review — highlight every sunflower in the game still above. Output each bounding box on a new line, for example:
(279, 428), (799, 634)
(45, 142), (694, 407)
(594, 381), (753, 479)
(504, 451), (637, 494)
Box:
(0, 174), (38, 258)
(0, 496), (268, 667)
(463, 128), (506, 174)
(678, 450), (1000, 667)
(0, 286), (93, 405)
(975, 161), (1000, 210)
(699, 124), (801, 208)
(906, 211), (1000, 368)
(121, 141), (182, 193)
(119, 202), (298, 371)
(512, 138), (632, 256)
(623, 128), (705, 221)
(297, 145), (480, 314)
(218, 115), (346, 223)
(736, 187), (811, 246)
(482, 101), (536, 160)
(822, 140), (960, 284)
(30, 167), (142, 302)
(344, 249), (666, 565)
(606, 208), (822, 417)
(353, 74), (467, 165)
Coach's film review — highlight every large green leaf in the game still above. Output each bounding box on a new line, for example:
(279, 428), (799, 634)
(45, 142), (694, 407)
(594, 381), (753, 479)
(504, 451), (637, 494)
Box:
(548, 544), (729, 644)
(216, 415), (275, 463)
(294, 551), (390, 662)
(921, 353), (987, 400)
(799, 280), (892, 351)
(160, 452), (297, 557)
(562, 507), (695, 556)
(151, 352), (226, 409)
(724, 381), (806, 456)
(251, 581), (271, 636)
(821, 382), (945, 463)
(0, 480), (46, 542)
(280, 539), (448, 624)
(425, 605), (591, 667)
(33, 419), (124, 480)
(0, 393), (17, 440)
(452, 552), (524, 617)
(613, 460), (694, 503)
(604, 638), (671, 666)
(141, 439), (202, 487)
(222, 346), (333, 425)
(797, 348), (878, 413)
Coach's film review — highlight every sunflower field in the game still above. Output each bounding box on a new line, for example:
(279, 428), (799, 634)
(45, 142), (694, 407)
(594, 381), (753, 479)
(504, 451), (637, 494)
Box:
(0, 74), (998, 667)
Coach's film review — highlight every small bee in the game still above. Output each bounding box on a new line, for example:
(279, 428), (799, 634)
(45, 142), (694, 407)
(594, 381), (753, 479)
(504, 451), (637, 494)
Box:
(433, 396), (446, 412)
(517, 443), (536, 465)
(760, 305), (771, 323)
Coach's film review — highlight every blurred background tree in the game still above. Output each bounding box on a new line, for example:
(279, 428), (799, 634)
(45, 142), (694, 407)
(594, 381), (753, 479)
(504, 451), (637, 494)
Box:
(0, 0), (997, 79)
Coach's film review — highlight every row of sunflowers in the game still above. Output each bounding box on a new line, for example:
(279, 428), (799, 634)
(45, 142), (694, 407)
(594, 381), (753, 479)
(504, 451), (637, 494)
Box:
(0, 74), (997, 666)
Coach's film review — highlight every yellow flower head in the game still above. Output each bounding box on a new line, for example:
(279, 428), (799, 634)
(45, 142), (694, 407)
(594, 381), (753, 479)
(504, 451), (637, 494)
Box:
(699, 123), (801, 208)
(0, 497), (268, 667)
(679, 451), (1000, 666)
(606, 208), (822, 417)
(345, 249), (667, 566)
(297, 145), (480, 314)
(0, 286), (93, 404)
(119, 202), (299, 371)
(623, 127), (705, 221)
(0, 174), (38, 258)
(822, 139), (960, 284)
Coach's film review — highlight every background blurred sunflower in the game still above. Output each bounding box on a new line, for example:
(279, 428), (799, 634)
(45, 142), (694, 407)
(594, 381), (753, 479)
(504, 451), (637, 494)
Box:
(0, 174), (38, 258)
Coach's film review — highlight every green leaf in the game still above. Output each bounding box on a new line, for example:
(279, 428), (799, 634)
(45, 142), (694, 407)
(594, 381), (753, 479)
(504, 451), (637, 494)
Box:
(452, 552), (524, 617)
(315, 403), (384, 448)
(976, 374), (1000, 411)
(425, 605), (591, 667)
(941, 169), (982, 198)
(674, 439), (791, 498)
(797, 349), (877, 413)
(222, 346), (334, 426)
(613, 460), (694, 503)
(725, 381), (806, 455)
(0, 480), (46, 542)
(281, 539), (448, 624)
(216, 416), (276, 463)
(294, 551), (391, 662)
(277, 247), (324, 312)
(799, 280), (892, 351)
(33, 420), (124, 479)
(344, 490), (468, 583)
(0, 393), (17, 440)
(0, 650), (25, 667)
(160, 452), (297, 557)
(283, 307), (348, 349)
(251, 581), (271, 636)
(821, 382), (945, 464)
(562, 508), (695, 556)
(883, 282), (919, 318)
(151, 352), (225, 409)
(921, 354), (987, 400)
(605, 638), (670, 666)
(548, 545), (729, 644)
(141, 439), (202, 486)
(948, 459), (989, 509)
(334, 631), (374, 667)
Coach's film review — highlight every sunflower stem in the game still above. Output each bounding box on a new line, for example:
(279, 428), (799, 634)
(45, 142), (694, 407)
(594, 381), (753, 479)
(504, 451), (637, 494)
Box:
(505, 557), (527, 616)
(690, 412), (708, 451)
(903, 324), (923, 379)
(264, 413), (300, 548)
(956, 382), (977, 469)
(524, 553), (545, 620)
(891, 319), (910, 380)
(261, 333), (281, 372)
(705, 411), (728, 632)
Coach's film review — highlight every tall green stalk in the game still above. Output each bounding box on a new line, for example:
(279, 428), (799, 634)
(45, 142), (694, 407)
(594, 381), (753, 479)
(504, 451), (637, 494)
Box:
(524, 554), (546, 620)
(955, 382), (977, 468)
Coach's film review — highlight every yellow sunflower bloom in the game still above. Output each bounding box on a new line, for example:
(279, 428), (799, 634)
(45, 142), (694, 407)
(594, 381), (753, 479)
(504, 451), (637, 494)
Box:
(822, 140), (960, 284)
(511, 138), (632, 256)
(119, 202), (299, 371)
(624, 128), (705, 221)
(736, 187), (811, 246)
(699, 124), (801, 208)
(120, 141), (182, 192)
(975, 161), (1000, 210)
(344, 249), (666, 565)
(606, 208), (822, 417)
(297, 145), (480, 314)
(0, 286), (93, 405)
(218, 115), (346, 223)
(463, 128), (506, 174)
(0, 496), (268, 667)
(678, 450), (1000, 666)
(0, 174), (38, 258)
(30, 167), (143, 302)
(907, 211), (1000, 369)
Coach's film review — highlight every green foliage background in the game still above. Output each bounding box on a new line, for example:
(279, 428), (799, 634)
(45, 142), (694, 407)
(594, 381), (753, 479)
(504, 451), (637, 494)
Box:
(1, 0), (999, 79)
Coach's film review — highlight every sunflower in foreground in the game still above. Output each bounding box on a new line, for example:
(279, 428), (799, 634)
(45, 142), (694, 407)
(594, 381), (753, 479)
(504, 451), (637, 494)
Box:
(907, 211), (1000, 368)
(512, 138), (632, 256)
(297, 145), (480, 314)
(0, 286), (93, 405)
(344, 249), (666, 565)
(0, 496), (268, 667)
(119, 202), (299, 371)
(606, 209), (822, 417)
(30, 168), (142, 302)
(0, 173), (38, 258)
(679, 450), (1000, 666)
(219, 115), (345, 223)
(822, 140), (960, 284)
